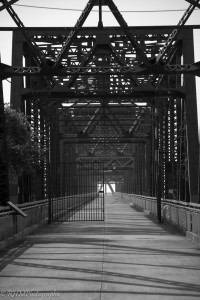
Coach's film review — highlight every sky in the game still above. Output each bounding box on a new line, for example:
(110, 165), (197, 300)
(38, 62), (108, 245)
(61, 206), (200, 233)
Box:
(0, 0), (200, 132)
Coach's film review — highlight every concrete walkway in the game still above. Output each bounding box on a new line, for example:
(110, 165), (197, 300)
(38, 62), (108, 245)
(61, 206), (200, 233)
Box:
(0, 195), (200, 300)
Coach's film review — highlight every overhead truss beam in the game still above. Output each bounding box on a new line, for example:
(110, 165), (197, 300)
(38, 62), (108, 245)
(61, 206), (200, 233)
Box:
(0, 0), (18, 11)
(1, 62), (200, 79)
(185, 0), (200, 8)
(156, 0), (200, 64)
(1, 0), (47, 65)
(54, 0), (95, 67)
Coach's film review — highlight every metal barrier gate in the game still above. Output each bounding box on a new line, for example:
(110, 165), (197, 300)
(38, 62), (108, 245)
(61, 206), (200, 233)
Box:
(49, 162), (104, 222)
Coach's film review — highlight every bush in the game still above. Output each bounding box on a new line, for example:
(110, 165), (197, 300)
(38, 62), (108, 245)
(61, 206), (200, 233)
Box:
(4, 105), (45, 176)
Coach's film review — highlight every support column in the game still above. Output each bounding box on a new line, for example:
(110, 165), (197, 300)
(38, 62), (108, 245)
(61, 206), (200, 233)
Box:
(145, 139), (151, 196)
(10, 32), (24, 202)
(11, 31), (23, 109)
(0, 79), (9, 205)
(183, 29), (199, 203)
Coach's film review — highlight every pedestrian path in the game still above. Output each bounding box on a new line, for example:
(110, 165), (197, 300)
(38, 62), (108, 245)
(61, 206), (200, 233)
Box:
(0, 195), (200, 299)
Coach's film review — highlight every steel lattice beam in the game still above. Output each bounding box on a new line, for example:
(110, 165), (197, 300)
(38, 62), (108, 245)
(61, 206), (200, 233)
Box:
(106, 0), (150, 66)
(155, 0), (200, 64)
(185, 0), (200, 9)
(0, 0), (18, 11)
(1, 62), (200, 79)
(54, 0), (95, 67)
(1, 0), (47, 66)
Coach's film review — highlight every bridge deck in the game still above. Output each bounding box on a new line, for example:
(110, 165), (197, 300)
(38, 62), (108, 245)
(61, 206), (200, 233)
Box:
(0, 195), (200, 300)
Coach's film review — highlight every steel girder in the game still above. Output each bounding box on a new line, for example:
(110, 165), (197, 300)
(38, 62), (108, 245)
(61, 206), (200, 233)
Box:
(185, 0), (200, 9)
(0, 78), (9, 205)
(1, 62), (200, 79)
(156, 0), (200, 64)
(0, 0), (18, 12)
(1, 0), (199, 203)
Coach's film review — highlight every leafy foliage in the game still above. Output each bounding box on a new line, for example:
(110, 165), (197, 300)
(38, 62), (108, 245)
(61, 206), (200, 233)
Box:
(4, 105), (45, 176)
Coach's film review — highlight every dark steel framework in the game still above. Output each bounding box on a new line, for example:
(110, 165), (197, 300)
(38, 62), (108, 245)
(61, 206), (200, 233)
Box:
(0, 0), (200, 213)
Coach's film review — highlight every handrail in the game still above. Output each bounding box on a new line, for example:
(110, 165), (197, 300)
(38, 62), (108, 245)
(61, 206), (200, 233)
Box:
(128, 194), (200, 209)
(0, 192), (98, 218)
(117, 193), (200, 213)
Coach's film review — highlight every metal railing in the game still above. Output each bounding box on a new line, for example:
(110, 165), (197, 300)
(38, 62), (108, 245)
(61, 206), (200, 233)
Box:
(116, 193), (200, 243)
(0, 192), (102, 249)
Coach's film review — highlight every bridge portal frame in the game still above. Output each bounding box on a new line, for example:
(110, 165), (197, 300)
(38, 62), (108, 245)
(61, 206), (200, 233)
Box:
(0, 25), (199, 204)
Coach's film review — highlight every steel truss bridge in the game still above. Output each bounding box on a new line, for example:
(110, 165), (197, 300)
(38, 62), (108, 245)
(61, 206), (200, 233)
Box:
(0, 0), (200, 211)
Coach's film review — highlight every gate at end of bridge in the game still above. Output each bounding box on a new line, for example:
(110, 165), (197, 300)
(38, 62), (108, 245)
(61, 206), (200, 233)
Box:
(49, 162), (105, 222)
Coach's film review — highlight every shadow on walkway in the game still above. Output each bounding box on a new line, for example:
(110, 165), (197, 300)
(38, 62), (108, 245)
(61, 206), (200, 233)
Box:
(0, 195), (200, 300)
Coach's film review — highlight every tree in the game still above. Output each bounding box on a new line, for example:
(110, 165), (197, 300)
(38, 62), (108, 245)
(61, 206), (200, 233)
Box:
(4, 105), (45, 176)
